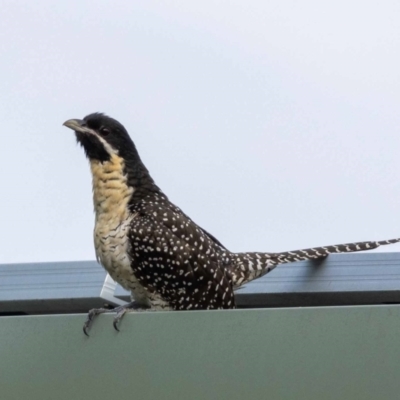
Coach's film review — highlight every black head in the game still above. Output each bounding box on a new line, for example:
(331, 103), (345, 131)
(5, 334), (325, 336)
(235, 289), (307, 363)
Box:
(63, 113), (161, 200)
(63, 113), (136, 162)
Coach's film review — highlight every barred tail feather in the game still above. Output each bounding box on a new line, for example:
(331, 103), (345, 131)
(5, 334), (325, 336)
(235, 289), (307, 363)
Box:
(274, 238), (400, 264)
(231, 238), (400, 287)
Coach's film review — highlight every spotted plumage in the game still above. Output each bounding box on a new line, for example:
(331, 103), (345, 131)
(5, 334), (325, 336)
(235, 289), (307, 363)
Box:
(63, 113), (400, 334)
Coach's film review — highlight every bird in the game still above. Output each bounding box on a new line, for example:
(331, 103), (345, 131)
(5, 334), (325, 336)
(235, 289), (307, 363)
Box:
(63, 113), (400, 335)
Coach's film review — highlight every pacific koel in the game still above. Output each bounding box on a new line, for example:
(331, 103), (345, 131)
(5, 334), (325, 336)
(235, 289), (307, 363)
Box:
(63, 113), (400, 335)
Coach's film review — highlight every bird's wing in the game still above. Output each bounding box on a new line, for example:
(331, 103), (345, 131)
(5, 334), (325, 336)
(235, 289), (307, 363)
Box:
(142, 201), (228, 253)
(128, 213), (235, 310)
(152, 199), (228, 250)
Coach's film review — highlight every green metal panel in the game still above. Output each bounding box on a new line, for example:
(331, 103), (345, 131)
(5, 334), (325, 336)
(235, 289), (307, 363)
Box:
(1, 306), (400, 400)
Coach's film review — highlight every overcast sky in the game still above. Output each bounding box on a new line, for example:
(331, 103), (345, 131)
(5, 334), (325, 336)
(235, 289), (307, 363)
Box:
(1, 1), (400, 264)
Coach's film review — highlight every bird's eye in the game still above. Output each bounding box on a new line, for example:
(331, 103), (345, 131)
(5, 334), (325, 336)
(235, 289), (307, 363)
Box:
(100, 127), (110, 136)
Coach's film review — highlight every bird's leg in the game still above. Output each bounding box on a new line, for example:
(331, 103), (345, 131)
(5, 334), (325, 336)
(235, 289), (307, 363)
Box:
(112, 301), (150, 332)
(83, 306), (111, 336)
(83, 302), (150, 336)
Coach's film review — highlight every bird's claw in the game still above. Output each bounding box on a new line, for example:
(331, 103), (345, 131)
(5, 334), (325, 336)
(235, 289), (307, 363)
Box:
(83, 307), (109, 336)
(113, 308), (126, 331)
(83, 302), (146, 336)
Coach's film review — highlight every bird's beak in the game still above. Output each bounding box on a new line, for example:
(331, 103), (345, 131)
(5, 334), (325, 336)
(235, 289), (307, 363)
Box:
(63, 119), (86, 133)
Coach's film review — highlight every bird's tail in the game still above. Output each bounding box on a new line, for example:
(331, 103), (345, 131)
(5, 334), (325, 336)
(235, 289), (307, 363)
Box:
(230, 238), (400, 287)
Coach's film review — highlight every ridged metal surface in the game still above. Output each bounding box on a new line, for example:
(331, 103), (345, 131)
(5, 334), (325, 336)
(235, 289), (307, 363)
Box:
(1, 252), (400, 313)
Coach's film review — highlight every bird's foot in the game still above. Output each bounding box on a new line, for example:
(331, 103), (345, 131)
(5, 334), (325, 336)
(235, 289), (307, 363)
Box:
(112, 302), (150, 332)
(83, 302), (149, 336)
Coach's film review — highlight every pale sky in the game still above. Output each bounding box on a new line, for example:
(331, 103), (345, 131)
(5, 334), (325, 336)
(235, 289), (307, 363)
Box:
(1, 1), (400, 264)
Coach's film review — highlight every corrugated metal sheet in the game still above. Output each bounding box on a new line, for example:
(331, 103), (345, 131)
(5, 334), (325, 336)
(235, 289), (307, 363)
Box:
(1, 252), (400, 314)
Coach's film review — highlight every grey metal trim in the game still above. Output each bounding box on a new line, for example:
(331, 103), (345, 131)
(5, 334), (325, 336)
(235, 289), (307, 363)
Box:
(2, 306), (400, 400)
(1, 252), (400, 314)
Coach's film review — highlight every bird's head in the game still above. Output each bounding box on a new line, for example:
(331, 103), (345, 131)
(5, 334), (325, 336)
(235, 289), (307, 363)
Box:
(63, 113), (135, 162)
(63, 113), (160, 202)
